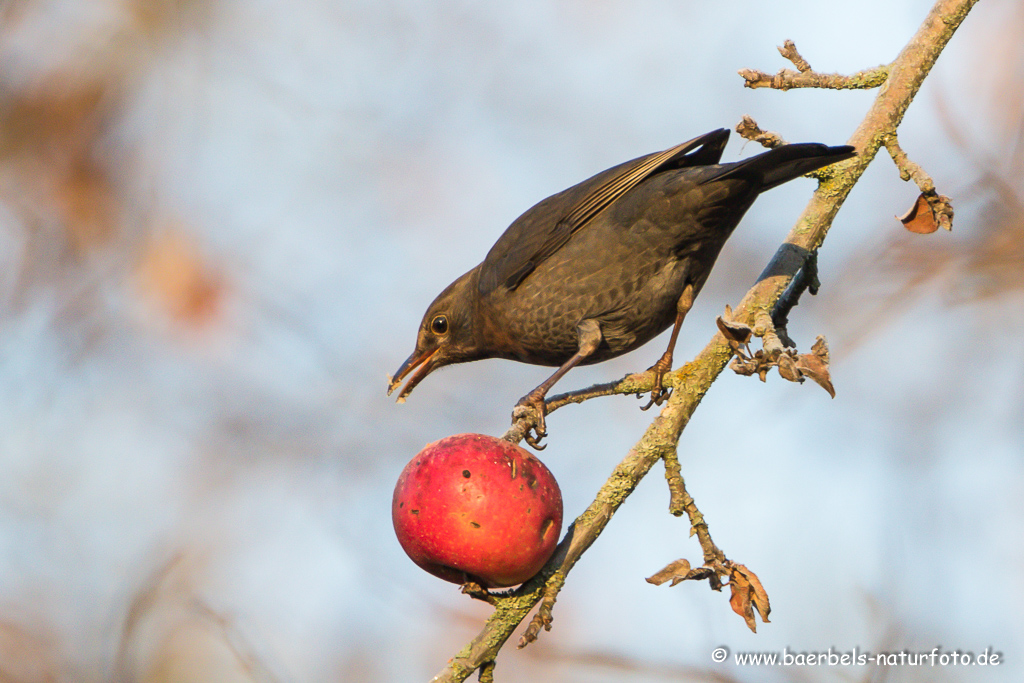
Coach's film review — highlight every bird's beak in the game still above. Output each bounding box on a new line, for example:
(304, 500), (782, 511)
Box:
(387, 347), (439, 403)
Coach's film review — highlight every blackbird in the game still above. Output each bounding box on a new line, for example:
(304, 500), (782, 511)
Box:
(388, 129), (854, 446)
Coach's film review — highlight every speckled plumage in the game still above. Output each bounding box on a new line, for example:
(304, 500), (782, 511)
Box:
(389, 129), (854, 413)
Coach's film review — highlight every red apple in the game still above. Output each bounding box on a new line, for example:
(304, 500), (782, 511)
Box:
(392, 433), (563, 588)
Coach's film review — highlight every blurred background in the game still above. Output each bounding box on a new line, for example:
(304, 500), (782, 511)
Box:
(0, 0), (1020, 681)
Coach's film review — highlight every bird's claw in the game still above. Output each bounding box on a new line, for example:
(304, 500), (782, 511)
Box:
(640, 385), (671, 411)
(524, 429), (547, 450)
(639, 357), (673, 411)
(513, 394), (548, 450)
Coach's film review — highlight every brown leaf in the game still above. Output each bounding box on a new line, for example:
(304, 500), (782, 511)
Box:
(729, 356), (758, 376)
(685, 566), (716, 582)
(795, 336), (835, 398)
(776, 352), (803, 383)
(738, 565), (771, 625)
(646, 559), (691, 587)
(898, 193), (939, 234)
(795, 354), (835, 397)
(729, 565), (771, 633)
(728, 570), (756, 632)
(810, 335), (830, 362)
(716, 310), (753, 345)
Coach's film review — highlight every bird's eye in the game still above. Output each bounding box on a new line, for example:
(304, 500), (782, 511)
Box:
(430, 315), (449, 335)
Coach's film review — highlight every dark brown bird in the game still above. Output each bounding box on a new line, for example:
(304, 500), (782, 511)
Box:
(388, 129), (853, 446)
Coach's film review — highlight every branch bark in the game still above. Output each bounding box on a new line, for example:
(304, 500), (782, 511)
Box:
(432, 0), (980, 679)
(738, 39), (889, 90)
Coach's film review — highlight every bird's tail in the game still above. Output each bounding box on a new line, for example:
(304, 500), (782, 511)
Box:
(711, 142), (856, 191)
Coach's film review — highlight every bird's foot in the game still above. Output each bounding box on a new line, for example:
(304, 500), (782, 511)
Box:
(512, 391), (549, 450)
(639, 354), (673, 411)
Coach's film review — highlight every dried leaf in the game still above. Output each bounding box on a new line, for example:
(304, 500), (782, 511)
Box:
(933, 193), (954, 231)
(810, 335), (830, 362)
(795, 336), (835, 398)
(898, 193), (939, 234)
(738, 565), (771, 624)
(646, 559), (691, 587)
(776, 352), (803, 383)
(728, 570), (756, 632)
(686, 566), (716, 583)
(795, 354), (835, 397)
(729, 357), (757, 376)
(716, 311), (753, 345)
(729, 565), (771, 633)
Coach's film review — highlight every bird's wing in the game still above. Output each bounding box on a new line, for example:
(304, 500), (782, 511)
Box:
(478, 129), (731, 295)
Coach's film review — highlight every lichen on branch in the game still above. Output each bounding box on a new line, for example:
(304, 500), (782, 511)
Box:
(739, 39), (890, 90)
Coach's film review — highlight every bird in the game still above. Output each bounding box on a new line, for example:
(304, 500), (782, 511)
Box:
(388, 129), (854, 447)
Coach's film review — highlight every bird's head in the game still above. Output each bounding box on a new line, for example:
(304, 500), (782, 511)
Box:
(388, 267), (487, 402)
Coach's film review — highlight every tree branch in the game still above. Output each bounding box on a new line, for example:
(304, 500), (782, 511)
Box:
(739, 39), (890, 90)
(433, 1), (980, 679)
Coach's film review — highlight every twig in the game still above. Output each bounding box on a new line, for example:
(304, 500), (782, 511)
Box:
(738, 65), (890, 90)
(885, 134), (935, 189)
(673, 471), (725, 568)
(884, 133), (955, 231)
(502, 371), (666, 444)
(739, 39), (890, 91)
(778, 39), (812, 73)
(736, 115), (785, 149)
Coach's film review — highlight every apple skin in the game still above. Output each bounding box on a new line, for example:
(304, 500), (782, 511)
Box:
(392, 433), (563, 588)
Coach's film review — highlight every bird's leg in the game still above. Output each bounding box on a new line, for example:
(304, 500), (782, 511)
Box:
(515, 319), (602, 449)
(640, 283), (695, 411)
